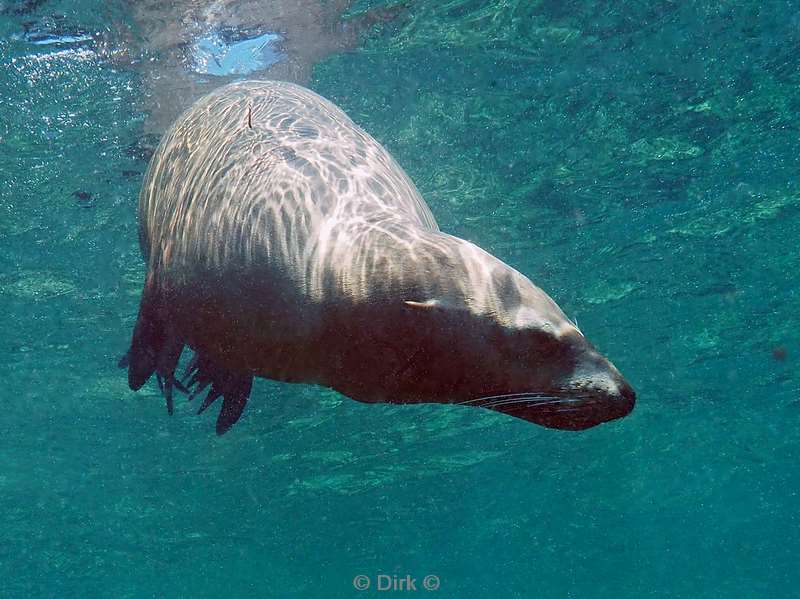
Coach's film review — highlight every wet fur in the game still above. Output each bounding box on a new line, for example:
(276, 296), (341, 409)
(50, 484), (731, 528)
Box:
(121, 81), (634, 434)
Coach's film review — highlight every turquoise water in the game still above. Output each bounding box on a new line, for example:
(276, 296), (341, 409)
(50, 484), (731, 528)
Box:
(2, 1), (798, 597)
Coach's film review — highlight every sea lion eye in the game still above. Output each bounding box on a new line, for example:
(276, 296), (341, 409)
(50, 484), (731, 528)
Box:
(527, 328), (568, 361)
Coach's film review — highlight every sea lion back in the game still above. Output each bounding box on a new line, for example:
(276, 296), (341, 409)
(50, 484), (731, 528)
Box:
(138, 80), (438, 276)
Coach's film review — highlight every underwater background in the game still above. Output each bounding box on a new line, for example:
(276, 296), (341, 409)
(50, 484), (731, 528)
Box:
(1, 0), (798, 597)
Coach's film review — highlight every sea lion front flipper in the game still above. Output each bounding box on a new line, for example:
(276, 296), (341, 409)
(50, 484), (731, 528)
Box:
(182, 353), (254, 435)
(119, 274), (184, 414)
(121, 276), (162, 391)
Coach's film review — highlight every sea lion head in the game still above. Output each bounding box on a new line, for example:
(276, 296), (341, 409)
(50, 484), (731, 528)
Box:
(473, 316), (637, 431)
(349, 233), (636, 431)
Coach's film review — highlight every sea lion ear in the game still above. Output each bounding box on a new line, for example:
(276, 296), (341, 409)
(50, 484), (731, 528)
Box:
(404, 299), (443, 311)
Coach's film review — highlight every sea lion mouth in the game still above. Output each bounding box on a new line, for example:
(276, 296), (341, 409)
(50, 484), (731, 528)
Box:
(462, 385), (636, 431)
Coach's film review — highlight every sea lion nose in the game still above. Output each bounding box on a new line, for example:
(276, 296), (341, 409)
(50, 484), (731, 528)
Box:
(616, 379), (636, 417)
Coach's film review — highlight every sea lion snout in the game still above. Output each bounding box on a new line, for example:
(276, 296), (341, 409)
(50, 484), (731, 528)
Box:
(484, 328), (636, 431)
(548, 346), (636, 430)
(560, 373), (636, 430)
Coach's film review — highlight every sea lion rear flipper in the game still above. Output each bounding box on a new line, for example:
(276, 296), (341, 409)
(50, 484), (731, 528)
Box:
(183, 353), (253, 435)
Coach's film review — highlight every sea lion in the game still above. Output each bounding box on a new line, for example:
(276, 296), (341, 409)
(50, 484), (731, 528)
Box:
(120, 80), (636, 434)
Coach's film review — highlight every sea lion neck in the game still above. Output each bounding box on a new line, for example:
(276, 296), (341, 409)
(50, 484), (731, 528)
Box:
(311, 219), (476, 308)
(340, 223), (574, 334)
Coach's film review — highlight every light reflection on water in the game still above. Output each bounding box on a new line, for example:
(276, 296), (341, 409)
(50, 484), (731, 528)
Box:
(191, 29), (284, 76)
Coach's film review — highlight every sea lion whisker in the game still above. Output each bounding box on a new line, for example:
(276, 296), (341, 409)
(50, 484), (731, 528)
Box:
(471, 395), (568, 410)
(482, 396), (575, 409)
(500, 400), (587, 413)
(458, 391), (562, 406)
(461, 389), (597, 407)
(498, 397), (603, 414)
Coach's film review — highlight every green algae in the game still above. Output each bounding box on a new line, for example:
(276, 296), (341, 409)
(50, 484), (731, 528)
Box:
(629, 137), (704, 163)
(3, 271), (78, 300)
(669, 189), (800, 238)
(582, 280), (639, 305)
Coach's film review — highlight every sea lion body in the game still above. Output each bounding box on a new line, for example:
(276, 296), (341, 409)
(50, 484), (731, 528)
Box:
(122, 80), (635, 434)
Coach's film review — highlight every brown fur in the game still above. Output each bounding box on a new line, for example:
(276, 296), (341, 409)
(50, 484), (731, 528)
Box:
(122, 81), (635, 434)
